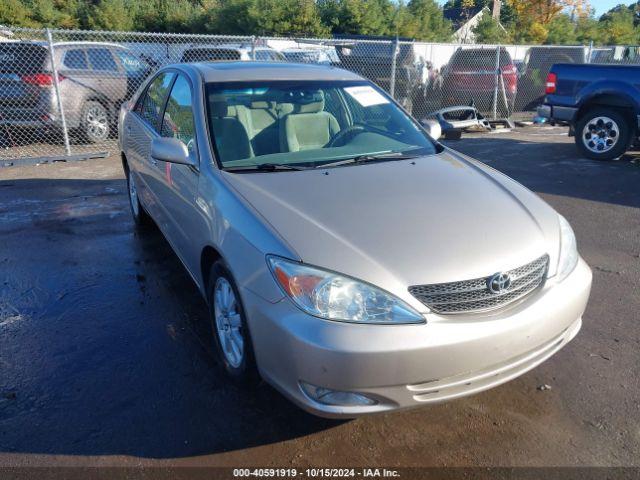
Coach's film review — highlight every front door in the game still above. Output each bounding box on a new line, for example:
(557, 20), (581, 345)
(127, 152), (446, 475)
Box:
(154, 73), (200, 275)
(126, 71), (175, 224)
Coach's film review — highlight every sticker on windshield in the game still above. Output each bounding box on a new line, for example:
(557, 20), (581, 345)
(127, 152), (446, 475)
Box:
(344, 86), (389, 107)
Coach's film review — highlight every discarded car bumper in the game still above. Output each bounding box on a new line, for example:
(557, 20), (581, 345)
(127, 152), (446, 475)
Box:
(243, 257), (592, 418)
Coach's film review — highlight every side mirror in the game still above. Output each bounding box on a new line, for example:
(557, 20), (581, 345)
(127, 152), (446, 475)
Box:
(151, 137), (195, 167)
(421, 119), (442, 140)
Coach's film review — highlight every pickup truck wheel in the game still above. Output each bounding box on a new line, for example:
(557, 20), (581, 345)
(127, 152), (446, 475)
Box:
(575, 108), (631, 161)
(207, 261), (257, 381)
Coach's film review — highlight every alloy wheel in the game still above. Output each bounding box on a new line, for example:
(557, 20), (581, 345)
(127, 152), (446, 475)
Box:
(582, 116), (619, 154)
(213, 277), (244, 368)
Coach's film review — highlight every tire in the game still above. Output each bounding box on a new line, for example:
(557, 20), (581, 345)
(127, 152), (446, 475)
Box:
(80, 101), (110, 144)
(207, 260), (257, 380)
(125, 165), (152, 227)
(575, 108), (632, 161)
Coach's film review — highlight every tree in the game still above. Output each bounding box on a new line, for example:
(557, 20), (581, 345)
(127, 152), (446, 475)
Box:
(0, 0), (39, 27)
(211, 0), (329, 36)
(473, 13), (509, 43)
(598, 7), (638, 45)
(317, 0), (395, 36)
(544, 13), (577, 44)
(402, 0), (453, 41)
(86, 0), (137, 31)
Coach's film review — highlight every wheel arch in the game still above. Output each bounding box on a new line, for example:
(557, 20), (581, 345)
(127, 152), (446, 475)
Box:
(200, 245), (223, 299)
(576, 93), (638, 131)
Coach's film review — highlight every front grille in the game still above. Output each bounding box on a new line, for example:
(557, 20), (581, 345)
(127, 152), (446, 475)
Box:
(408, 255), (549, 315)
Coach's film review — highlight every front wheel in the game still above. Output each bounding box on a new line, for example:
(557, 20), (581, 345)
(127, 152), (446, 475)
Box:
(207, 261), (257, 380)
(575, 108), (632, 161)
(126, 166), (151, 227)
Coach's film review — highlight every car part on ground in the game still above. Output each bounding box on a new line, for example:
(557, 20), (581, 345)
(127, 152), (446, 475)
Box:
(422, 105), (491, 140)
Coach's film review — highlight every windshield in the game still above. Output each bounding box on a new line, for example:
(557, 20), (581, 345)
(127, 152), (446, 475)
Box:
(205, 80), (438, 170)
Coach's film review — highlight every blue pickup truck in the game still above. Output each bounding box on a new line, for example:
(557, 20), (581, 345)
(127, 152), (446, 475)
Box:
(538, 63), (640, 161)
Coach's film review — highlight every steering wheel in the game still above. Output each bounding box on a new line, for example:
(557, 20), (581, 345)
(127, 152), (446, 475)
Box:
(327, 125), (366, 147)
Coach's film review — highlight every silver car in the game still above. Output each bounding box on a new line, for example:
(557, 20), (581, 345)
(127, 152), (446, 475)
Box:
(119, 62), (592, 418)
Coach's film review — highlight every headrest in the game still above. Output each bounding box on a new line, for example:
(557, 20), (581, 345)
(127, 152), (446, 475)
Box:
(295, 98), (324, 114)
(211, 100), (229, 118)
(279, 90), (325, 114)
(277, 103), (294, 116)
(250, 100), (271, 109)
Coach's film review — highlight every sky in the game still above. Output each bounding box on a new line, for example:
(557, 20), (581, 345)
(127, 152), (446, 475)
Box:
(592, 0), (636, 16)
(435, 1), (637, 18)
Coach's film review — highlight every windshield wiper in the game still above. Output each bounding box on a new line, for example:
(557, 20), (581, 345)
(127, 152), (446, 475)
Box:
(316, 152), (420, 169)
(226, 162), (309, 172)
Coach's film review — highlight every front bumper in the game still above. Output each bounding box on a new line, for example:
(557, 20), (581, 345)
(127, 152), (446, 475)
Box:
(243, 258), (592, 418)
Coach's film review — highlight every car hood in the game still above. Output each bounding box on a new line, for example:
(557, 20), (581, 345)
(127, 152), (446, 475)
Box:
(222, 150), (561, 311)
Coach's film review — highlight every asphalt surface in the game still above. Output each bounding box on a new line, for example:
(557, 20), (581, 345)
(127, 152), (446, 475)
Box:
(0, 126), (639, 471)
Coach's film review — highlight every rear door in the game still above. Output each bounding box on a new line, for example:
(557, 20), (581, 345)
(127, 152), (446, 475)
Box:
(155, 73), (200, 273)
(86, 47), (127, 107)
(0, 43), (49, 111)
(124, 71), (175, 224)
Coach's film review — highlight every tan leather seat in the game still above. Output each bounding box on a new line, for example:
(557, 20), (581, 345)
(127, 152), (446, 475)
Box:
(279, 91), (340, 152)
(209, 99), (253, 162)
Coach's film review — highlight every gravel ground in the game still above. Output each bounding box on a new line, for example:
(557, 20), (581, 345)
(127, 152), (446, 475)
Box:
(0, 126), (639, 476)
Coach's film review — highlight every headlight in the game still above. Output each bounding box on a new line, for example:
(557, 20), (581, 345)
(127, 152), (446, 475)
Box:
(267, 256), (425, 324)
(556, 215), (578, 282)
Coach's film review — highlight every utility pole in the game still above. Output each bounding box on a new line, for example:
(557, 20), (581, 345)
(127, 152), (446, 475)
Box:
(492, 0), (501, 21)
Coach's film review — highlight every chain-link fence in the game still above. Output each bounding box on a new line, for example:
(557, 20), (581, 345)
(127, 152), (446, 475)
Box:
(0, 26), (634, 164)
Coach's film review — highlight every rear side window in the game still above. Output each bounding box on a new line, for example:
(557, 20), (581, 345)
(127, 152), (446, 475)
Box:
(181, 49), (241, 62)
(255, 50), (282, 61)
(0, 44), (47, 74)
(451, 49), (512, 68)
(87, 48), (118, 71)
(63, 49), (88, 69)
(161, 75), (196, 156)
(137, 72), (175, 129)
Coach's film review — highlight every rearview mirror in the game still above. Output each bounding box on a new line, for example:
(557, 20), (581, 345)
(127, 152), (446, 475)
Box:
(421, 119), (442, 140)
(151, 137), (196, 167)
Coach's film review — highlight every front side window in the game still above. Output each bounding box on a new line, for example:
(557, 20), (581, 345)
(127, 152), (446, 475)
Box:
(87, 48), (119, 72)
(161, 75), (196, 155)
(138, 72), (175, 129)
(205, 81), (437, 170)
(255, 50), (282, 61)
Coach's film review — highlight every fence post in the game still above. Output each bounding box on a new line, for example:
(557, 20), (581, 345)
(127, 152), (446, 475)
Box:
(46, 28), (71, 156)
(492, 45), (501, 121)
(251, 35), (256, 60)
(587, 40), (593, 63)
(389, 37), (399, 100)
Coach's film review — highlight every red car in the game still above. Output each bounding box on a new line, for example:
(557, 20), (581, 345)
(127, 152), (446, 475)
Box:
(441, 47), (518, 116)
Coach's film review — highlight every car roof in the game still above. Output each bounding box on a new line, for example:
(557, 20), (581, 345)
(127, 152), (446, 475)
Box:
(184, 44), (274, 52)
(186, 61), (363, 82)
(6, 41), (126, 49)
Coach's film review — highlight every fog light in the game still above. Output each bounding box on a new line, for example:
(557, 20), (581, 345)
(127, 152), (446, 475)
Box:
(300, 382), (377, 406)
